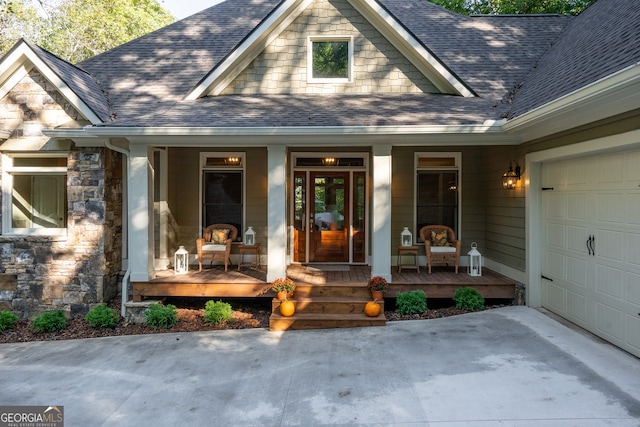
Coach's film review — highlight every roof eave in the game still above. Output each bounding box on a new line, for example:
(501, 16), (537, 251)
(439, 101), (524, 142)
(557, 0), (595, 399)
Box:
(503, 62), (640, 142)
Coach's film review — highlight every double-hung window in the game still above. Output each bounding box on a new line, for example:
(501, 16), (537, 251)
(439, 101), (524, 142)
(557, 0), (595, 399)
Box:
(415, 153), (460, 240)
(200, 153), (245, 241)
(2, 154), (68, 235)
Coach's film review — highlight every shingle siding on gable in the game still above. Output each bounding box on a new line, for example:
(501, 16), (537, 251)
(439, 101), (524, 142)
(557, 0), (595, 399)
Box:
(221, 0), (438, 96)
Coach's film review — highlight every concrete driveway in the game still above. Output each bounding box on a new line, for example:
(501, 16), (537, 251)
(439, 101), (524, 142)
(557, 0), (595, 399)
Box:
(1, 306), (639, 426)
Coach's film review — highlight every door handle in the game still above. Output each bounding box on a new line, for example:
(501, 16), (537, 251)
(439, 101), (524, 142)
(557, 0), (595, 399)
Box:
(586, 235), (595, 256)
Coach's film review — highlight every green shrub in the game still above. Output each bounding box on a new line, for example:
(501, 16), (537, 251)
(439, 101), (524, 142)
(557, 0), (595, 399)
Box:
(30, 310), (67, 333)
(85, 303), (120, 329)
(0, 310), (19, 331)
(396, 290), (427, 315)
(144, 303), (177, 329)
(453, 287), (485, 311)
(204, 300), (233, 324)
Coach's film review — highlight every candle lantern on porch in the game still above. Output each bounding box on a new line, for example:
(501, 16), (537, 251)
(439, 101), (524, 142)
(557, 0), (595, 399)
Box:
(467, 242), (482, 276)
(401, 227), (413, 246)
(174, 246), (189, 275)
(244, 226), (255, 246)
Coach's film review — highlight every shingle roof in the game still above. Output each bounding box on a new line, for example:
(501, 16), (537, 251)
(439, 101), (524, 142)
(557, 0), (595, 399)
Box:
(76, 0), (576, 127)
(23, 40), (112, 122)
(96, 94), (498, 127)
(79, 0), (283, 119)
(508, 0), (640, 118)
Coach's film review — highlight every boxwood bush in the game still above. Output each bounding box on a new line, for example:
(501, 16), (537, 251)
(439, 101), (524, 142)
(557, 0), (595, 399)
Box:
(453, 287), (485, 311)
(396, 290), (427, 315)
(0, 310), (19, 331)
(144, 303), (177, 329)
(204, 300), (233, 324)
(30, 309), (67, 333)
(85, 303), (120, 328)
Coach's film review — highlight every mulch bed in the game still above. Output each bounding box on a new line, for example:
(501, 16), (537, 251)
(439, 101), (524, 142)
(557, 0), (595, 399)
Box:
(1, 298), (507, 344)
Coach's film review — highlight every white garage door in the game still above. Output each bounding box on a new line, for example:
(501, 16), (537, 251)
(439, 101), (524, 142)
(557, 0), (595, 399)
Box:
(541, 149), (640, 358)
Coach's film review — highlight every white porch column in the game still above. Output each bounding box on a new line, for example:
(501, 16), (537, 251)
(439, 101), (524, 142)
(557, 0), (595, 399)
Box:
(371, 144), (392, 281)
(267, 144), (287, 282)
(129, 144), (155, 281)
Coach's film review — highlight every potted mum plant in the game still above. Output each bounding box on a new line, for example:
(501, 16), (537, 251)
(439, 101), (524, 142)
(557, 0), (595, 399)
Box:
(367, 276), (388, 301)
(272, 277), (296, 301)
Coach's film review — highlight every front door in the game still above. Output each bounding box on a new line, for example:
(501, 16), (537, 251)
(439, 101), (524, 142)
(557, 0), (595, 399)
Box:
(294, 170), (366, 263)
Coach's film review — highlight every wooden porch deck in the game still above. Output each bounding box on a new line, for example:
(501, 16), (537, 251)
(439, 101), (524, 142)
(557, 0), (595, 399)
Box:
(132, 264), (517, 301)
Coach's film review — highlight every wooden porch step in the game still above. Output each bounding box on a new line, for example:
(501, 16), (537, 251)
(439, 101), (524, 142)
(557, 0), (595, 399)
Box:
(270, 312), (386, 331)
(269, 283), (386, 331)
(271, 297), (384, 314)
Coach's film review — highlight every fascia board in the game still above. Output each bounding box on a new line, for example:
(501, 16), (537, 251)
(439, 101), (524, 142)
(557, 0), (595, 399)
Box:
(82, 124), (520, 146)
(503, 63), (640, 142)
(185, 0), (313, 100)
(347, 0), (475, 98)
(0, 42), (102, 124)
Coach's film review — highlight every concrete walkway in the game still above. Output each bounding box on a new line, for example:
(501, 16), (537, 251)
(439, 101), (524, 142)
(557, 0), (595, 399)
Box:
(1, 306), (639, 426)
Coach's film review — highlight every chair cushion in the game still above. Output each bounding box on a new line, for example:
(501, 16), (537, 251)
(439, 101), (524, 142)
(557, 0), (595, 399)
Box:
(210, 229), (230, 244)
(430, 246), (456, 253)
(202, 244), (227, 252)
(431, 230), (450, 246)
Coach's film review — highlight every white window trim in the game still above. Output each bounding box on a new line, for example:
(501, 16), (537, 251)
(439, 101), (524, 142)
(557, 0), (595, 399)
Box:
(414, 152), (462, 240)
(198, 152), (246, 235)
(307, 35), (354, 84)
(1, 153), (68, 237)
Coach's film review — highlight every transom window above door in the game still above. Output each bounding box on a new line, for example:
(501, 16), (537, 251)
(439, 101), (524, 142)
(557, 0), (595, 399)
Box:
(308, 36), (353, 83)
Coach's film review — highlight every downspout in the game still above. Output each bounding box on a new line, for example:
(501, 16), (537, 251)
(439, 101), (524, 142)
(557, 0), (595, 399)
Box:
(105, 140), (131, 318)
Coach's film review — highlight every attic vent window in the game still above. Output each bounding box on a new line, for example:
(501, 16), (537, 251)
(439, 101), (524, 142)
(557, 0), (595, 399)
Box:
(308, 36), (353, 83)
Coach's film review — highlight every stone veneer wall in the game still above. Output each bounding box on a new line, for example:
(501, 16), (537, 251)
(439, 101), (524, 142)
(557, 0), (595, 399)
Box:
(221, 0), (438, 95)
(0, 69), (123, 319)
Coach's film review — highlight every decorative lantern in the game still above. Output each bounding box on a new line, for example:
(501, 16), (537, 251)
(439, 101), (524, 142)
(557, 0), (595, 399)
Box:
(244, 226), (255, 246)
(401, 227), (413, 246)
(174, 246), (189, 275)
(467, 242), (482, 276)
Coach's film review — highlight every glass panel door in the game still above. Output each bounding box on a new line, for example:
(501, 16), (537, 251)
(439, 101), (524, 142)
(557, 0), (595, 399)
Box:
(310, 172), (349, 262)
(293, 171), (306, 263)
(352, 172), (366, 262)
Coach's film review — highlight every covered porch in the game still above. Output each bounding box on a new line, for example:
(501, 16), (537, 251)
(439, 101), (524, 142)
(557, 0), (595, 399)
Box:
(132, 264), (518, 302)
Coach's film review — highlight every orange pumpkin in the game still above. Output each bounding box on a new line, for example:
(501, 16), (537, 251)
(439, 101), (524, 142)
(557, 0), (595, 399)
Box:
(364, 300), (381, 317)
(279, 300), (295, 317)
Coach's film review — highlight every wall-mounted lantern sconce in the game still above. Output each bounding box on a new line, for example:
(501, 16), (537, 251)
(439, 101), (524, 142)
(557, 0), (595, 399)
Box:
(502, 161), (521, 189)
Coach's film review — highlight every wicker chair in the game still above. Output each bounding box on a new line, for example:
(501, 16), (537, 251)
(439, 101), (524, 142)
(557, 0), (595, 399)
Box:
(196, 224), (238, 272)
(419, 225), (461, 274)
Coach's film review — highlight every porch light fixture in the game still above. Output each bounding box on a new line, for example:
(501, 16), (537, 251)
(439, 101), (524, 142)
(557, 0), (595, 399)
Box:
(401, 227), (413, 246)
(502, 161), (521, 189)
(174, 246), (189, 275)
(467, 242), (482, 276)
(226, 157), (241, 166)
(322, 157), (336, 166)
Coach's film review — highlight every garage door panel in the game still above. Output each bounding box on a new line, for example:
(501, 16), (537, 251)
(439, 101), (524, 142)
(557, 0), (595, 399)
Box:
(546, 251), (565, 279)
(625, 151), (640, 181)
(546, 194), (566, 217)
(567, 226), (587, 253)
(566, 291), (587, 322)
(625, 314), (640, 352)
(546, 283), (566, 313)
(566, 256), (587, 287)
(568, 194), (587, 220)
(597, 154), (624, 184)
(629, 195), (640, 225)
(596, 264), (624, 299)
(597, 194), (626, 223)
(627, 272), (640, 306)
(596, 229), (624, 261)
(547, 223), (565, 248)
(596, 302), (624, 341)
(627, 233), (640, 266)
